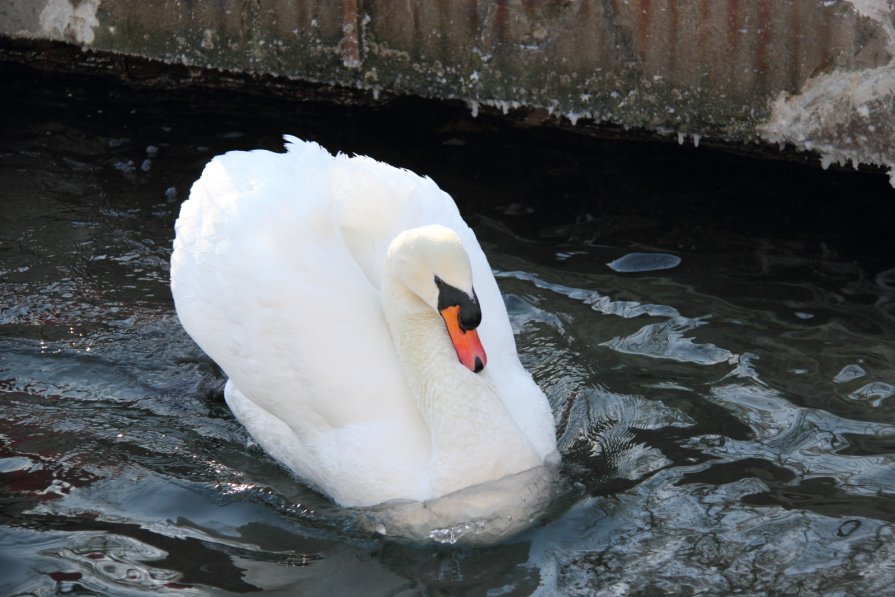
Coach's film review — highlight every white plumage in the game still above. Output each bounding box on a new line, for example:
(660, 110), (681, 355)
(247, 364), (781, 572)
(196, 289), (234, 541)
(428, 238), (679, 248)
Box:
(170, 136), (558, 512)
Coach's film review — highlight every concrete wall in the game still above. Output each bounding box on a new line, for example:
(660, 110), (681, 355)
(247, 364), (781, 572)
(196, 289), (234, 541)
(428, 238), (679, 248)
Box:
(3, 0), (895, 184)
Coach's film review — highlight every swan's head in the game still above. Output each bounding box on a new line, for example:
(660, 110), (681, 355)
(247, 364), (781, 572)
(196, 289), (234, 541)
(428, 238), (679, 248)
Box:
(387, 225), (487, 373)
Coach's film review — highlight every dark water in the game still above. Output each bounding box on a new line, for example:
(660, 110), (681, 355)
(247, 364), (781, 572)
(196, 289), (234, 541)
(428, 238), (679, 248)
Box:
(3, 62), (895, 595)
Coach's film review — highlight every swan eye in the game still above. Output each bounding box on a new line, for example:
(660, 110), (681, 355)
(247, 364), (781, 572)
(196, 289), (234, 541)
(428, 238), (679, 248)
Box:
(434, 276), (482, 331)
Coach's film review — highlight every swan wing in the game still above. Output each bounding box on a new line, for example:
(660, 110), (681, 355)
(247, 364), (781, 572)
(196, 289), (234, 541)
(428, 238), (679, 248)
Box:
(172, 140), (413, 434)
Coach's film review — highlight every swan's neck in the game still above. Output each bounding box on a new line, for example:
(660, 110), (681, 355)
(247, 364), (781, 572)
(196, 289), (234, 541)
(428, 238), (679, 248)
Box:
(381, 279), (540, 497)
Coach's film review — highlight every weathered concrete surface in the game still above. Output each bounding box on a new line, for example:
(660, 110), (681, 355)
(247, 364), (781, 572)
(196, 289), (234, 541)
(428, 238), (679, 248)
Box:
(2, 0), (894, 184)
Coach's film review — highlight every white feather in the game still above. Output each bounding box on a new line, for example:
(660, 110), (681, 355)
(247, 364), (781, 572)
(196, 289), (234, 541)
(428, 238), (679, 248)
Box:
(171, 137), (558, 509)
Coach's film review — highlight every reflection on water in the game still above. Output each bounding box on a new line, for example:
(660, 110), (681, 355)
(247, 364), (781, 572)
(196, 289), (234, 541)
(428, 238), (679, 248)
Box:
(2, 61), (895, 595)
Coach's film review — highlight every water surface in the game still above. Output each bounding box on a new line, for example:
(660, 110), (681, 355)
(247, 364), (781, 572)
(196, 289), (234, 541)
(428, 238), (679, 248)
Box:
(2, 63), (895, 595)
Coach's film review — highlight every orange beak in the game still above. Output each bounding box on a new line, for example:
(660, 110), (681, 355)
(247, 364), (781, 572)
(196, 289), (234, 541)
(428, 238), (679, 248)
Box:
(439, 305), (487, 373)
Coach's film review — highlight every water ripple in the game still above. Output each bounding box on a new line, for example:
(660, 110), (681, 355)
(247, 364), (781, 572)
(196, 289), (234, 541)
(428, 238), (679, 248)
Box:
(5, 63), (895, 595)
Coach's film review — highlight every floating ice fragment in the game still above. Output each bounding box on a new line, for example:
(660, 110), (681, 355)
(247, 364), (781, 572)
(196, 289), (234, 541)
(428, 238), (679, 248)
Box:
(555, 250), (587, 261)
(848, 381), (895, 406)
(607, 252), (681, 273)
(834, 364), (866, 384)
(113, 160), (135, 173)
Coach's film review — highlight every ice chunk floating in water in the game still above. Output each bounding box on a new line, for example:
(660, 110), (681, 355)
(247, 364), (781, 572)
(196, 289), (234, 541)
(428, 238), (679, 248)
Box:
(607, 252), (681, 272)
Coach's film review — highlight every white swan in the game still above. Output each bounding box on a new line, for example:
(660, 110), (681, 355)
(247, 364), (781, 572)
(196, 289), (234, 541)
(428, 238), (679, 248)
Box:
(170, 137), (559, 533)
